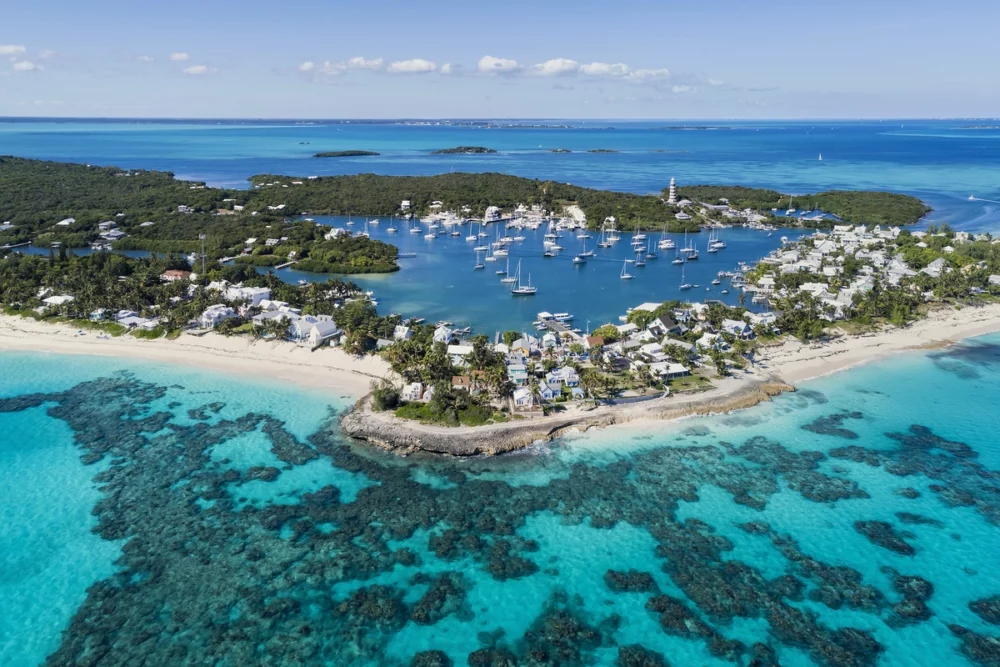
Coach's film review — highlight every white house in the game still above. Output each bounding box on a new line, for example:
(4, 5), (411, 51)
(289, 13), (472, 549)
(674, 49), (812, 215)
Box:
(308, 320), (341, 347)
(433, 325), (455, 344)
(401, 382), (424, 402)
(41, 295), (75, 310)
(393, 325), (413, 341)
(538, 382), (559, 402)
(513, 387), (534, 409)
(199, 305), (236, 328)
(721, 319), (754, 339)
(225, 286), (271, 307)
(546, 366), (580, 388)
(447, 344), (474, 365)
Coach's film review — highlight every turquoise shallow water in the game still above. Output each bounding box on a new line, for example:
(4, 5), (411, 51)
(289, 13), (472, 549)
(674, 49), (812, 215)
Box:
(2, 338), (1000, 665)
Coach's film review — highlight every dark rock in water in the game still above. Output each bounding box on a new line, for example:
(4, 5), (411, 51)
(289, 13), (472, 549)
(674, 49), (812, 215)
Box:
(895, 487), (921, 499)
(887, 424), (977, 459)
(882, 569), (935, 627)
(748, 643), (781, 666)
(854, 521), (916, 556)
(616, 644), (668, 666)
(409, 572), (470, 625)
(187, 401), (225, 420)
(244, 466), (280, 482)
(970, 596), (1000, 626)
(829, 446), (882, 467)
(468, 647), (518, 666)
(895, 512), (944, 527)
(738, 521), (771, 535)
(412, 650), (452, 667)
(486, 539), (539, 581)
(802, 411), (864, 439)
(604, 570), (658, 593)
(948, 624), (1000, 666)
(519, 593), (604, 665)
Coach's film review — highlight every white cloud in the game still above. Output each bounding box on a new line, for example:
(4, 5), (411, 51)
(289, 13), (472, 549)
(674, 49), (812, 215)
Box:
(440, 63), (453, 75)
(138, 55), (155, 63)
(0, 45), (26, 56)
(530, 58), (579, 77)
(708, 79), (724, 86)
(671, 84), (694, 94)
(478, 55), (521, 75)
(628, 68), (671, 81)
(12, 60), (42, 72)
(182, 64), (215, 75)
(345, 56), (383, 71)
(38, 49), (56, 59)
(169, 52), (190, 61)
(387, 58), (436, 74)
(299, 61), (315, 72)
(580, 62), (632, 77)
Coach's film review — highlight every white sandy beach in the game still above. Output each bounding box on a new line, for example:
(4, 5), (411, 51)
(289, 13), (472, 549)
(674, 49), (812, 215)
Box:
(2, 302), (1000, 410)
(758, 302), (1000, 383)
(0, 315), (393, 398)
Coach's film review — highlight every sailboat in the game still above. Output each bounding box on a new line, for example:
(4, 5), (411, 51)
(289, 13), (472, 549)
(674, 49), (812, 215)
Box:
(645, 239), (657, 260)
(497, 257), (510, 276)
(597, 227), (613, 248)
(679, 231), (693, 254)
(473, 250), (485, 270)
(686, 242), (699, 261)
(672, 247), (685, 265)
(500, 256), (517, 284)
(578, 239), (595, 258)
(620, 260), (634, 280)
(484, 243), (497, 262)
(634, 249), (646, 267)
(510, 261), (537, 295)
(679, 265), (692, 290)
(818, 153), (823, 161)
(386, 216), (397, 234)
(466, 223), (478, 242)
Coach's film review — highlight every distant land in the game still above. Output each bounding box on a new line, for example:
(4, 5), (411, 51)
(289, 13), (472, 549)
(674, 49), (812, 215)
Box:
(431, 146), (498, 155)
(549, 149), (572, 153)
(313, 150), (380, 158)
(587, 149), (620, 154)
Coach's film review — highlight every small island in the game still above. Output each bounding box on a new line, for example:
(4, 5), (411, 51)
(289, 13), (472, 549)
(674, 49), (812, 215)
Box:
(431, 146), (497, 155)
(587, 149), (620, 153)
(549, 148), (572, 153)
(313, 150), (380, 158)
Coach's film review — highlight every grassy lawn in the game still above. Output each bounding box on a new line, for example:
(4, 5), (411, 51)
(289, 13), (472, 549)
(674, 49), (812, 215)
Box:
(668, 374), (713, 393)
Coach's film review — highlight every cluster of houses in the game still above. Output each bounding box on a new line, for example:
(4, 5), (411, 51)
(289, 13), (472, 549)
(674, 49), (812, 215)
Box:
(749, 224), (1000, 320)
(396, 300), (765, 412)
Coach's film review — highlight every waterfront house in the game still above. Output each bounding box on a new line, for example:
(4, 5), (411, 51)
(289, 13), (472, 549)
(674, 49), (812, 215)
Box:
(584, 335), (605, 350)
(616, 322), (639, 337)
(41, 295), (75, 312)
(542, 332), (558, 349)
(647, 316), (678, 336)
(252, 310), (297, 328)
(696, 333), (725, 352)
(401, 382), (424, 402)
(447, 344), (474, 366)
(570, 387), (586, 400)
(545, 366), (579, 388)
(538, 382), (559, 402)
(199, 304), (236, 328)
(89, 308), (108, 322)
(393, 325), (413, 341)
(513, 387), (534, 409)
(433, 325), (455, 344)
(309, 320), (341, 347)
(721, 319), (754, 339)
(649, 362), (690, 379)
(506, 363), (529, 386)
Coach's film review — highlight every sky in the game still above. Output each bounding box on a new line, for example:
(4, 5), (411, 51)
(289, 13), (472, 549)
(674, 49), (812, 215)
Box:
(1, 0), (998, 119)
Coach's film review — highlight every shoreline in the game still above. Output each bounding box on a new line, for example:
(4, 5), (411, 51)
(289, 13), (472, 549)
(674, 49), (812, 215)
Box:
(3, 302), (1000, 455)
(0, 315), (392, 399)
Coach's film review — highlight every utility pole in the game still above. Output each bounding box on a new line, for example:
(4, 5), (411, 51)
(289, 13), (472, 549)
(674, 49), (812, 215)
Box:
(199, 234), (206, 274)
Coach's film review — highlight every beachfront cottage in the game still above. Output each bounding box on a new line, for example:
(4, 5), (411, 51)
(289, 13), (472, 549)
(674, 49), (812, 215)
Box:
(401, 382), (424, 402)
(393, 325), (413, 341)
(309, 320), (341, 347)
(545, 366), (580, 388)
(199, 304), (236, 328)
(721, 319), (754, 339)
(696, 333), (725, 352)
(649, 362), (691, 379)
(513, 387), (534, 409)
(538, 382), (559, 402)
(41, 295), (75, 313)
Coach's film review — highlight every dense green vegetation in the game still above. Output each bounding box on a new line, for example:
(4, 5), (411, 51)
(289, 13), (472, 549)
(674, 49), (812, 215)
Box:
(430, 146), (497, 154)
(246, 172), (704, 232)
(235, 235), (398, 274)
(678, 185), (930, 227)
(314, 151), (380, 158)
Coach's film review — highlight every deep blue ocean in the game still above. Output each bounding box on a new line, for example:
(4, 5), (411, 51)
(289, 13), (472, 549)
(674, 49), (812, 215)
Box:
(2, 119), (1000, 666)
(4, 118), (998, 333)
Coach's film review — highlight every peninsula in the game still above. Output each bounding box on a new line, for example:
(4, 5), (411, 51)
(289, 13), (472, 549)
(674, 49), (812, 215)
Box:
(313, 150), (380, 158)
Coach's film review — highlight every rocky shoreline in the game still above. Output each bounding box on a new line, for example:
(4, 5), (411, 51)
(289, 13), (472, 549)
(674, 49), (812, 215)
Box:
(339, 379), (795, 456)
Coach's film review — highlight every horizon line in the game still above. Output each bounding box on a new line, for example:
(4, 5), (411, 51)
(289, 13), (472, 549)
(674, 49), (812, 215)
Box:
(1, 115), (997, 123)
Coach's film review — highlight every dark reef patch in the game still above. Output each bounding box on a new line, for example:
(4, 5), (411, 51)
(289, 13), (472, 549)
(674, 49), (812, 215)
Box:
(802, 411), (864, 439)
(970, 596), (1000, 626)
(854, 521), (917, 556)
(4, 373), (995, 666)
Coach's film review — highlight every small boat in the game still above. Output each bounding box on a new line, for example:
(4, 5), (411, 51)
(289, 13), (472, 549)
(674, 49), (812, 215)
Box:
(410, 226), (422, 234)
(554, 313), (573, 322)
(721, 289), (729, 294)
(620, 260), (633, 280)
(346, 220), (355, 226)
(369, 218), (379, 225)
(679, 266), (692, 290)
(386, 227), (397, 233)
(474, 245), (489, 252)
(474, 250), (485, 270)
(424, 233), (436, 239)
(297, 280), (309, 286)
(450, 230), (461, 236)
(543, 250), (557, 258)
(494, 248), (509, 257)
(712, 278), (721, 285)
(573, 255), (586, 264)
